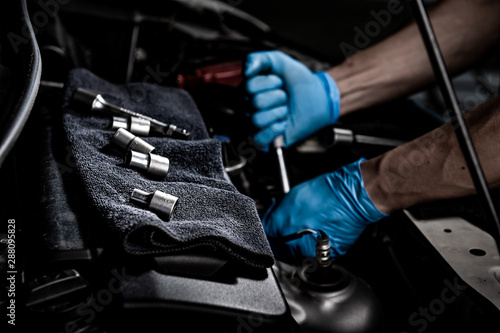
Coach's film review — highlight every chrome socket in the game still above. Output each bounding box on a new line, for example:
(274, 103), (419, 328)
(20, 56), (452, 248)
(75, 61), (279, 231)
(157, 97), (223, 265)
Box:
(111, 128), (155, 154)
(109, 116), (151, 136)
(130, 189), (178, 221)
(125, 150), (170, 178)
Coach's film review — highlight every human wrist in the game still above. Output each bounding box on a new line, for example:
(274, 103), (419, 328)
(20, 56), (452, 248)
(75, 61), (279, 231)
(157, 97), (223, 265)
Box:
(359, 157), (394, 215)
(326, 158), (389, 225)
(327, 58), (372, 116)
(314, 71), (340, 124)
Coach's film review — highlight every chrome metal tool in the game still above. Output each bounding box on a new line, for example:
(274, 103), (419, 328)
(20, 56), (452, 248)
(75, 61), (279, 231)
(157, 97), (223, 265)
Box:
(130, 189), (178, 221)
(273, 135), (290, 194)
(72, 87), (190, 140)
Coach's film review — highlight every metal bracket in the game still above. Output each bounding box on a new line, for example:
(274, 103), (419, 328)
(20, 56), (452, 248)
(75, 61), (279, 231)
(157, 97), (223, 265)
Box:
(404, 210), (500, 310)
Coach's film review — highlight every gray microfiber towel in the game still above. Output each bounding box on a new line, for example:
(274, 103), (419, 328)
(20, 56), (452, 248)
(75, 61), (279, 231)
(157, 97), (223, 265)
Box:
(61, 68), (274, 269)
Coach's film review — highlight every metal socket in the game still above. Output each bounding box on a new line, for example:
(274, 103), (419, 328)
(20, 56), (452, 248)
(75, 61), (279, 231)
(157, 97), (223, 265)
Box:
(109, 116), (151, 136)
(111, 128), (155, 154)
(125, 150), (170, 178)
(130, 189), (178, 221)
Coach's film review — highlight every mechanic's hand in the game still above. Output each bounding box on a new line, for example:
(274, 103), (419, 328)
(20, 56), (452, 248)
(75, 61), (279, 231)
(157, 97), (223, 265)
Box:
(263, 158), (388, 261)
(245, 50), (340, 149)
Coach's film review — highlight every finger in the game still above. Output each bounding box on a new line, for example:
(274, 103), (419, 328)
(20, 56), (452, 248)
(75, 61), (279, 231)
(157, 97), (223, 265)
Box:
(252, 106), (288, 129)
(289, 234), (317, 259)
(254, 120), (287, 148)
(245, 52), (273, 77)
(253, 89), (287, 110)
(246, 75), (283, 94)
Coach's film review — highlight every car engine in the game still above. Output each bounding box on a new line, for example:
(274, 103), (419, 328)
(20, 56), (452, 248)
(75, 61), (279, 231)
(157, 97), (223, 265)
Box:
(1, 1), (500, 332)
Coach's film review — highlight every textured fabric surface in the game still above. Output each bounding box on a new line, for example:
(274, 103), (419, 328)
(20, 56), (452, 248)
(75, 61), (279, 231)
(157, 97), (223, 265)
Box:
(61, 68), (274, 268)
(39, 126), (88, 251)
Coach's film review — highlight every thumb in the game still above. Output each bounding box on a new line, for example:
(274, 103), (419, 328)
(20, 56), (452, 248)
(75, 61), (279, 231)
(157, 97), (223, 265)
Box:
(245, 52), (273, 77)
(245, 51), (291, 77)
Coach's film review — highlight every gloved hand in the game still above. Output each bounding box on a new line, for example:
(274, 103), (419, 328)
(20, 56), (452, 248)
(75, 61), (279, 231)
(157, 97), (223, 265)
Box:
(245, 50), (340, 148)
(263, 158), (389, 261)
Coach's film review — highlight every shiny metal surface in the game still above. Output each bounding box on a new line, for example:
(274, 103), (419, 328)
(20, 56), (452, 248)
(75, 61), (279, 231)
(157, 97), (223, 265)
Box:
(273, 135), (290, 194)
(126, 150), (150, 171)
(130, 189), (178, 221)
(110, 116), (151, 136)
(111, 128), (155, 154)
(273, 260), (383, 333)
(125, 151), (170, 178)
(404, 210), (500, 310)
(149, 190), (178, 220)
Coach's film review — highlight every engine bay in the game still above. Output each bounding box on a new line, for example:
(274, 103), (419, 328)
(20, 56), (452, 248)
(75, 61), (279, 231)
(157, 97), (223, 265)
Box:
(1, 1), (500, 332)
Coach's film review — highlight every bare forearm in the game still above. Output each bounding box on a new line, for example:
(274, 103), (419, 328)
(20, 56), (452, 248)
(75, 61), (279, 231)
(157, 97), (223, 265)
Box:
(361, 95), (500, 214)
(328, 0), (500, 115)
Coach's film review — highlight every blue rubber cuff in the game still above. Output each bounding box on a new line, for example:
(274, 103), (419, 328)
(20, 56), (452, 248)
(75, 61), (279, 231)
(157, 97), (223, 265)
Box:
(353, 158), (390, 222)
(315, 71), (341, 124)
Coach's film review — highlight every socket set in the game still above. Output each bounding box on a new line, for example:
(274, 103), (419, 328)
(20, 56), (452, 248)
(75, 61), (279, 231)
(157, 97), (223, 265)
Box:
(71, 88), (182, 221)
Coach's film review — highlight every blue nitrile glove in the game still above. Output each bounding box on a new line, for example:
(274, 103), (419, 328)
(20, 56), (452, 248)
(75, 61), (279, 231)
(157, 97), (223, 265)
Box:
(263, 158), (389, 261)
(245, 50), (340, 148)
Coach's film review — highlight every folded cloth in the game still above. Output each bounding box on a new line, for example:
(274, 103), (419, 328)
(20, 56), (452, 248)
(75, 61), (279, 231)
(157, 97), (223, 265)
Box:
(61, 68), (274, 268)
